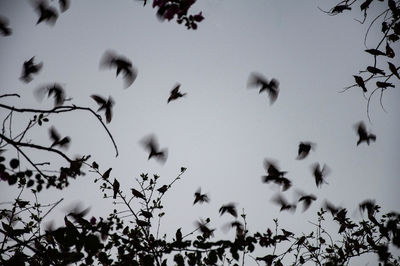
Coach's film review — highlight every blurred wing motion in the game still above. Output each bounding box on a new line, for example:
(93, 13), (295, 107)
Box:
(100, 50), (138, 88)
(219, 203), (237, 218)
(140, 134), (168, 163)
(272, 193), (296, 212)
(49, 126), (70, 149)
(355, 121), (376, 146)
(311, 163), (330, 188)
(0, 16), (12, 36)
(247, 72), (280, 105)
(91, 94), (114, 123)
(168, 83), (187, 103)
(297, 141), (315, 160)
(193, 188), (209, 205)
(20, 56), (43, 83)
(34, 0), (58, 25)
(35, 83), (66, 106)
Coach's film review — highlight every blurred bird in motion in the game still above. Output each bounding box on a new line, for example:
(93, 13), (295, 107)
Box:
(262, 159), (292, 191)
(35, 83), (67, 106)
(0, 16), (12, 36)
(219, 203), (237, 218)
(20, 57), (43, 83)
(58, 0), (70, 12)
(91, 95), (114, 124)
(247, 72), (280, 105)
(193, 188), (209, 205)
(272, 193), (296, 212)
(355, 121), (376, 146)
(296, 141), (315, 160)
(49, 126), (70, 149)
(140, 134), (168, 163)
(100, 50), (138, 88)
(296, 191), (317, 212)
(33, 0), (58, 25)
(168, 83), (187, 103)
(311, 163), (330, 188)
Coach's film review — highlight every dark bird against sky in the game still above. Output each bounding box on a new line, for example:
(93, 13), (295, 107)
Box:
(296, 141), (315, 160)
(193, 188), (209, 205)
(91, 95), (114, 124)
(34, 0), (58, 25)
(355, 121), (376, 146)
(247, 72), (280, 105)
(100, 50), (138, 88)
(0, 15), (12, 36)
(49, 126), (70, 149)
(168, 83), (187, 103)
(311, 163), (330, 188)
(35, 83), (67, 106)
(20, 57), (43, 83)
(140, 134), (168, 163)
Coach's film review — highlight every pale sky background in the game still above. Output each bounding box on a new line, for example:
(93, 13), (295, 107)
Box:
(1, 0), (399, 264)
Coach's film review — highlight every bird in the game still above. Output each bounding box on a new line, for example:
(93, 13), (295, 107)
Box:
(0, 16), (12, 36)
(90, 95), (114, 124)
(168, 83), (187, 103)
(139, 210), (152, 219)
(353, 75), (367, 92)
(354, 121), (376, 146)
(272, 194), (296, 212)
(298, 193), (317, 212)
(49, 126), (70, 149)
(322, 200), (340, 216)
(311, 163), (330, 188)
(131, 188), (145, 200)
(58, 0), (70, 12)
(157, 185), (168, 194)
(34, 0), (58, 25)
(195, 219), (214, 238)
(219, 203), (237, 218)
(35, 83), (67, 106)
(296, 142), (315, 160)
(20, 57), (43, 83)
(193, 188), (209, 205)
(247, 72), (280, 105)
(100, 50), (137, 88)
(388, 62), (400, 79)
(140, 134), (168, 163)
(262, 159), (291, 191)
(112, 178), (120, 199)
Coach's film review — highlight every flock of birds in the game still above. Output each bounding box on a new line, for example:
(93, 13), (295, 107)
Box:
(1, 0), (379, 234)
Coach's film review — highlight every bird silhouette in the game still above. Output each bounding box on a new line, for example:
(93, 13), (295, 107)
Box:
(35, 83), (67, 106)
(58, 0), (70, 12)
(388, 62), (400, 79)
(272, 194), (296, 212)
(297, 193), (317, 212)
(355, 121), (376, 146)
(247, 72), (280, 105)
(100, 50), (137, 88)
(353, 75), (367, 93)
(322, 200), (340, 216)
(20, 57), (43, 83)
(140, 134), (168, 163)
(112, 178), (120, 199)
(131, 188), (145, 200)
(34, 0), (58, 25)
(296, 142), (315, 160)
(195, 219), (215, 238)
(168, 83), (187, 103)
(0, 16), (12, 36)
(193, 188), (209, 205)
(219, 203), (237, 218)
(90, 95), (114, 124)
(262, 159), (291, 191)
(311, 163), (330, 188)
(157, 184), (168, 194)
(49, 126), (70, 149)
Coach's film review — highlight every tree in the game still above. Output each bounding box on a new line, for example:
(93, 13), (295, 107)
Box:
(1, 0), (399, 265)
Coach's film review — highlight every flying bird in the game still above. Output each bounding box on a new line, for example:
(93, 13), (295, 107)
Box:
(193, 188), (209, 205)
(296, 142), (315, 160)
(35, 83), (67, 106)
(100, 50), (137, 88)
(112, 178), (120, 199)
(49, 126), (70, 149)
(322, 200), (340, 216)
(262, 159), (291, 191)
(140, 134), (168, 163)
(298, 193), (317, 212)
(272, 194), (296, 212)
(355, 121), (376, 146)
(219, 203), (237, 218)
(195, 219), (215, 238)
(0, 16), (12, 36)
(311, 163), (330, 188)
(168, 83), (187, 103)
(91, 95), (114, 124)
(34, 0), (58, 25)
(247, 72), (280, 105)
(20, 57), (43, 83)
(58, 0), (70, 12)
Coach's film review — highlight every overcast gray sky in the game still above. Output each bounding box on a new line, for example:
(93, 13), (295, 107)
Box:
(1, 0), (399, 263)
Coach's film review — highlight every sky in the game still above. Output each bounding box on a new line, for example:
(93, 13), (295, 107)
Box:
(1, 0), (399, 263)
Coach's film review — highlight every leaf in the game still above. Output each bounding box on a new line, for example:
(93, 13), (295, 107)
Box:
(365, 49), (386, 56)
(386, 43), (395, 58)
